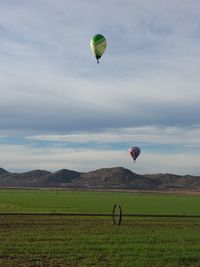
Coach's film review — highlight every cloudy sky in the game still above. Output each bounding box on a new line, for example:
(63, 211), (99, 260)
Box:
(0, 0), (200, 174)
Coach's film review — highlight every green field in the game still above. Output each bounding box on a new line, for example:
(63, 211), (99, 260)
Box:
(1, 189), (200, 215)
(1, 189), (200, 266)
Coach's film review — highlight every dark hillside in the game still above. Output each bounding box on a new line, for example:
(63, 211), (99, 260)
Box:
(0, 168), (9, 175)
(145, 173), (200, 188)
(39, 169), (82, 187)
(0, 167), (200, 190)
(0, 170), (51, 187)
(75, 167), (159, 189)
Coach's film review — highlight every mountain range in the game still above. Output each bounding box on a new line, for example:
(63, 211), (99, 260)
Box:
(0, 167), (200, 191)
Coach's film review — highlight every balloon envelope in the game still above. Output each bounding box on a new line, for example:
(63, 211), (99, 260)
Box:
(90, 34), (107, 63)
(129, 147), (141, 162)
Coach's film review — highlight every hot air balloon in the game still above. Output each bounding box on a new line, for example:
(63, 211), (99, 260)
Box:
(90, 34), (107, 63)
(129, 147), (141, 162)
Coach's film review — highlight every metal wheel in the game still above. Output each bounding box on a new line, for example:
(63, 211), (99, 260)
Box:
(112, 203), (122, 226)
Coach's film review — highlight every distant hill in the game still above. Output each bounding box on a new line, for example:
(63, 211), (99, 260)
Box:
(0, 167), (200, 190)
(145, 173), (200, 189)
(0, 168), (9, 175)
(38, 169), (82, 187)
(76, 167), (159, 189)
(0, 170), (50, 187)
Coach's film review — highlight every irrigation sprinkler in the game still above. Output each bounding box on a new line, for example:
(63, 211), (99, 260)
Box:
(1, 204), (200, 226)
(112, 203), (122, 226)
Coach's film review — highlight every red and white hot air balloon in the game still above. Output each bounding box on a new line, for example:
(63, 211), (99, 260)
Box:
(129, 147), (141, 162)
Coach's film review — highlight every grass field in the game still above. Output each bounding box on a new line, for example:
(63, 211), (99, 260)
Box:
(1, 189), (200, 266)
(1, 189), (200, 215)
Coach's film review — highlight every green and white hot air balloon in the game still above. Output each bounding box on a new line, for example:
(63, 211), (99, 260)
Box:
(90, 34), (107, 63)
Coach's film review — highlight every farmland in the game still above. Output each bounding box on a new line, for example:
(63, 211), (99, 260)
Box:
(1, 189), (200, 266)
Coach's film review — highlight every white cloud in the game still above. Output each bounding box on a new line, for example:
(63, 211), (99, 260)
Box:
(25, 126), (200, 146)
